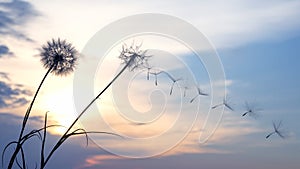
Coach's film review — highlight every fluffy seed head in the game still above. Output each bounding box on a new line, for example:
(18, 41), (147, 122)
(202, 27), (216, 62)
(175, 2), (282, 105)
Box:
(40, 38), (78, 76)
(118, 43), (151, 71)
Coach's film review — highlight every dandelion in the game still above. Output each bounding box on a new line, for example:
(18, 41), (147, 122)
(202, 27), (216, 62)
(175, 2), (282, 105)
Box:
(119, 43), (151, 71)
(40, 38), (78, 76)
(266, 121), (285, 139)
(5, 38), (78, 169)
(41, 43), (150, 168)
(212, 96), (234, 111)
(190, 85), (208, 103)
(242, 101), (262, 118)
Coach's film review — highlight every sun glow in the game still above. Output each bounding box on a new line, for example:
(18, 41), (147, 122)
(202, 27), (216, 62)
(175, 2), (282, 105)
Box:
(38, 83), (78, 135)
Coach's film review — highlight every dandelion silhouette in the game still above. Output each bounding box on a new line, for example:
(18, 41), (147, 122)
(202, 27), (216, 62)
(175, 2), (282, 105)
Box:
(266, 121), (285, 139)
(119, 43), (151, 71)
(5, 38), (78, 169)
(190, 85), (208, 103)
(39, 42), (151, 168)
(211, 97), (234, 111)
(162, 71), (182, 95)
(40, 38), (78, 76)
(242, 101), (262, 118)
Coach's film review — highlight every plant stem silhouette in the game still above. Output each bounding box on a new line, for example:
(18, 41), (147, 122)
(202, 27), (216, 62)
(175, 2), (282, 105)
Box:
(42, 44), (150, 168)
(7, 65), (53, 169)
(5, 38), (78, 169)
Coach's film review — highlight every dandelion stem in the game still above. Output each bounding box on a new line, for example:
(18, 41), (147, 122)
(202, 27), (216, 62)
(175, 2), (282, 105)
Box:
(42, 56), (135, 168)
(7, 65), (53, 169)
(40, 113), (48, 169)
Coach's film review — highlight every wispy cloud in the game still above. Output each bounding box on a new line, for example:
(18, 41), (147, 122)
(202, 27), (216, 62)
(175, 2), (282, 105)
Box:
(0, 44), (13, 57)
(0, 0), (39, 41)
(173, 0), (300, 48)
(0, 73), (31, 109)
(77, 155), (121, 169)
(29, 0), (300, 50)
(0, 72), (10, 80)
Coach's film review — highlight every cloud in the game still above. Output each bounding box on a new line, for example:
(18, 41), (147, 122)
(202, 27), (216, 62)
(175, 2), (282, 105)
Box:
(0, 112), (128, 169)
(169, 0), (300, 48)
(77, 155), (121, 169)
(1, 109), (298, 169)
(0, 44), (13, 57)
(0, 72), (10, 80)
(0, 0), (39, 41)
(0, 73), (31, 109)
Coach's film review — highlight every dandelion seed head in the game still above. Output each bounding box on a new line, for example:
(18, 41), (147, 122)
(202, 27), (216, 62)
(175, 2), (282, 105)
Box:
(118, 43), (151, 71)
(40, 38), (78, 76)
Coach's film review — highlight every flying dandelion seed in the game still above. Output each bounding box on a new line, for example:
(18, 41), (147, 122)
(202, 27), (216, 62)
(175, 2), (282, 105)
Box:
(242, 101), (262, 118)
(40, 38), (78, 76)
(180, 80), (190, 97)
(162, 71), (182, 95)
(182, 86), (189, 97)
(190, 85), (208, 103)
(212, 96), (233, 111)
(143, 65), (154, 80)
(266, 120), (285, 139)
(150, 71), (162, 86)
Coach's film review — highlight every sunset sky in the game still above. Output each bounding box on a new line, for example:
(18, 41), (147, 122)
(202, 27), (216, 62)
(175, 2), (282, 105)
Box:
(1, 0), (300, 169)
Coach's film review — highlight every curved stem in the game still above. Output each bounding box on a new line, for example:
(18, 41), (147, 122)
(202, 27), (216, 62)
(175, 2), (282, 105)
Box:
(7, 66), (53, 169)
(20, 66), (53, 140)
(43, 57), (134, 168)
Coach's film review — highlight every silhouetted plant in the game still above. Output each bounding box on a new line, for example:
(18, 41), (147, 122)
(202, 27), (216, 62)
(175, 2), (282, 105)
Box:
(4, 38), (78, 169)
(40, 38), (78, 76)
(119, 43), (151, 71)
(3, 37), (288, 169)
(40, 42), (151, 168)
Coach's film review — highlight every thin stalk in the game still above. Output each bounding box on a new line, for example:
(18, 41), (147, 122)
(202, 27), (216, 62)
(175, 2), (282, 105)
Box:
(43, 56), (135, 168)
(40, 113), (48, 169)
(7, 65), (53, 169)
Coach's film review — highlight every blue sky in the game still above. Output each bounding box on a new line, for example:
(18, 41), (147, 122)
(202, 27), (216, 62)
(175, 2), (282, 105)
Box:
(1, 0), (300, 168)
